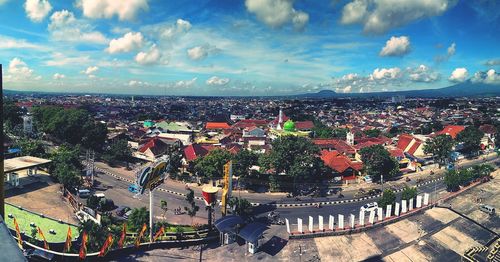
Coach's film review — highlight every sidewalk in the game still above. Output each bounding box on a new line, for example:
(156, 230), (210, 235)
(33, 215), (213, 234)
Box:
(93, 153), (498, 204)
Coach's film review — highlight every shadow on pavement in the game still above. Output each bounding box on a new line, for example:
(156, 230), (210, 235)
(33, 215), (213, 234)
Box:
(260, 236), (288, 256)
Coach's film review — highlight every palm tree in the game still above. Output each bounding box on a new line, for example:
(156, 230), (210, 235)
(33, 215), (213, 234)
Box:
(227, 197), (253, 219)
(127, 207), (149, 232)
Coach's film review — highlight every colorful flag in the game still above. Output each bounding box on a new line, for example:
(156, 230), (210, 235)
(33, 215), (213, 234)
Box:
(37, 227), (50, 250)
(64, 227), (72, 253)
(118, 223), (126, 249)
(98, 234), (114, 257)
(153, 226), (165, 242)
(79, 231), (88, 260)
(134, 223), (147, 248)
(13, 218), (22, 248)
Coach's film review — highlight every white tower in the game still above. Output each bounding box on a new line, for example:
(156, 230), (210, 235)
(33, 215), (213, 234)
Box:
(346, 130), (354, 145)
(277, 109), (283, 130)
(23, 115), (33, 135)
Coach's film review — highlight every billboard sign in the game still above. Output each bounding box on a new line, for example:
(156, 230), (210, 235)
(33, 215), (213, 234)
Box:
(136, 161), (170, 194)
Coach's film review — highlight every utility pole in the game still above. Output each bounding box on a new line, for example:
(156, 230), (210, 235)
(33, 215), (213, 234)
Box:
(0, 64), (4, 219)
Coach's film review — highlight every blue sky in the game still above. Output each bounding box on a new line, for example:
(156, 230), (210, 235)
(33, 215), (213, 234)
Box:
(1, 0), (499, 96)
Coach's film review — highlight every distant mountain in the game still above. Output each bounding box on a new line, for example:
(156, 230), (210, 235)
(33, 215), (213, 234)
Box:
(295, 80), (500, 98)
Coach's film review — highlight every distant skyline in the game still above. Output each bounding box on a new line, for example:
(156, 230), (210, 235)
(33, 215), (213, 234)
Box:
(1, 0), (499, 96)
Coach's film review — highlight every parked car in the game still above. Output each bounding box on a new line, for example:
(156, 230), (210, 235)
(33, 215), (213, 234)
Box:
(77, 189), (91, 198)
(367, 189), (382, 196)
(115, 206), (131, 217)
(479, 204), (495, 215)
(360, 202), (378, 212)
(128, 184), (139, 193)
(123, 210), (133, 219)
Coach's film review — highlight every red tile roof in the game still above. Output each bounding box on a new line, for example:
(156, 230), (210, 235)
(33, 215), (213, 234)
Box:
(295, 121), (314, 130)
(389, 148), (405, 158)
(138, 137), (169, 156)
(206, 122), (231, 130)
(313, 139), (356, 155)
(183, 144), (216, 162)
(435, 125), (465, 139)
(396, 134), (413, 151)
(479, 124), (496, 134)
(231, 119), (268, 129)
(407, 140), (422, 155)
(321, 150), (362, 173)
(270, 111), (289, 127)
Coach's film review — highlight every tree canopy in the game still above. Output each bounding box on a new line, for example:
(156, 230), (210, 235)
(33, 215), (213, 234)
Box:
(457, 126), (484, 154)
(423, 134), (454, 165)
(360, 144), (399, 181)
(378, 189), (396, 208)
(3, 99), (23, 131)
(15, 138), (46, 157)
(194, 149), (232, 180)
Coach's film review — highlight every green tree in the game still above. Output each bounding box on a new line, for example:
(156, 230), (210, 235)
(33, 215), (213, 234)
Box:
(168, 144), (183, 177)
(194, 149), (232, 180)
(15, 138), (46, 157)
(184, 188), (199, 225)
(86, 195), (100, 209)
(331, 128), (349, 138)
(227, 197), (253, 219)
(401, 186), (418, 201)
(261, 136), (327, 192)
(364, 129), (381, 138)
(444, 170), (461, 192)
(53, 163), (82, 189)
(104, 139), (132, 164)
(378, 189), (396, 208)
(423, 134), (454, 165)
(231, 149), (258, 178)
(360, 145), (399, 181)
(3, 99), (23, 131)
(127, 207), (149, 232)
(457, 126), (484, 154)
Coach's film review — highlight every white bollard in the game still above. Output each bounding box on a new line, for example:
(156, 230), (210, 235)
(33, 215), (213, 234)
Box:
(285, 218), (290, 233)
(350, 214), (355, 229)
(329, 215), (334, 231)
(318, 215), (324, 231)
(298, 218), (303, 233)
(386, 205), (392, 219)
(369, 210), (376, 224)
(423, 193), (429, 206)
(309, 216), (314, 232)
(395, 202), (400, 216)
(402, 200), (407, 213)
(338, 214), (344, 230)
(359, 210), (365, 226)
(409, 198), (414, 211)
(377, 207), (383, 221)
(416, 195), (422, 208)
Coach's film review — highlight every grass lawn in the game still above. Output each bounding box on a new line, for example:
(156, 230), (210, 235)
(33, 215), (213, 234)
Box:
(4, 204), (80, 243)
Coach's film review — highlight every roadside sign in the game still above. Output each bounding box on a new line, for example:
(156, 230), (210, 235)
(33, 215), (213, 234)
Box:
(136, 161), (170, 194)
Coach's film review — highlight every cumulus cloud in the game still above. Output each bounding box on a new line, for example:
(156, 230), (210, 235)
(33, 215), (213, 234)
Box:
(135, 44), (162, 65)
(53, 73), (65, 80)
(472, 69), (500, 84)
(484, 59), (500, 66)
(175, 77), (197, 88)
(48, 10), (108, 44)
(107, 32), (144, 54)
(370, 67), (402, 80)
(24, 0), (52, 22)
(342, 73), (359, 81)
(77, 0), (149, 21)
(5, 57), (41, 82)
(206, 76), (230, 86)
(245, 0), (309, 30)
(341, 0), (457, 34)
(187, 44), (220, 61)
(435, 42), (456, 62)
(335, 85), (352, 93)
(448, 67), (468, 82)
(0, 35), (46, 50)
(128, 80), (151, 87)
(408, 65), (440, 82)
(81, 66), (98, 78)
(379, 36), (411, 57)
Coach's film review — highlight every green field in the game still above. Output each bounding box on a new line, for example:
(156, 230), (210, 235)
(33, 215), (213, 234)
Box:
(4, 204), (80, 243)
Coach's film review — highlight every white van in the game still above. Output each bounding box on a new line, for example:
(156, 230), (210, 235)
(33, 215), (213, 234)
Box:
(479, 205), (495, 215)
(78, 189), (91, 198)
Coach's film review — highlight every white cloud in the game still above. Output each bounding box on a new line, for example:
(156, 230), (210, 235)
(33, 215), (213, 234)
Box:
(341, 0), (457, 34)
(187, 44), (220, 61)
(379, 36), (411, 57)
(82, 66), (99, 77)
(46, 52), (91, 66)
(53, 73), (65, 80)
(448, 67), (468, 82)
(77, 0), (149, 21)
(472, 69), (500, 84)
(447, 42), (456, 56)
(0, 35), (46, 50)
(107, 32), (144, 54)
(245, 0), (309, 30)
(5, 57), (41, 82)
(48, 10), (108, 44)
(24, 0), (52, 22)
(408, 65), (440, 82)
(135, 44), (162, 65)
(128, 80), (151, 87)
(342, 73), (359, 81)
(435, 42), (456, 62)
(370, 67), (402, 80)
(206, 76), (230, 86)
(175, 77), (197, 88)
(484, 59), (500, 66)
